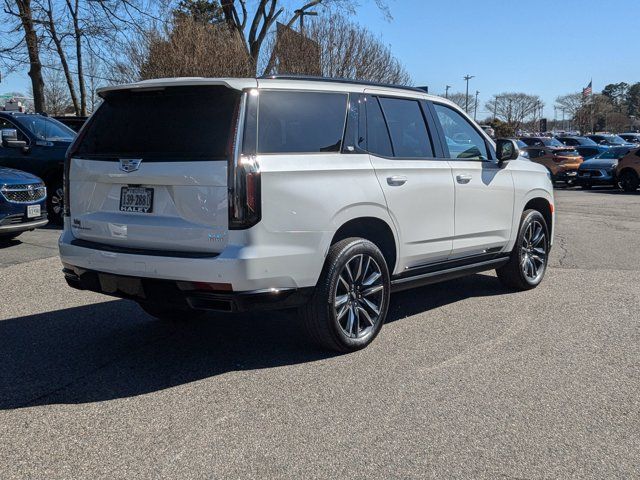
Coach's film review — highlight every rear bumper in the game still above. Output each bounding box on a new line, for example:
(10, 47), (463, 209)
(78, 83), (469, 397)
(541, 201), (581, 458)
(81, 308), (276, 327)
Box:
(58, 219), (324, 292)
(62, 264), (313, 312)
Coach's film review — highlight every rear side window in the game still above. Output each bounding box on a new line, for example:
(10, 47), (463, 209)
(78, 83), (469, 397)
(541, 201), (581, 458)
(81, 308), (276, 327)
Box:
(433, 103), (489, 160)
(75, 86), (239, 160)
(378, 97), (434, 158)
(257, 91), (347, 154)
(364, 96), (393, 157)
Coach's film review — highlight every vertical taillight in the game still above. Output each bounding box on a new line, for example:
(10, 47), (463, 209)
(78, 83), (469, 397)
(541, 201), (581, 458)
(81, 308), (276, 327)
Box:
(63, 110), (95, 217)
(228, 90), (261, 229)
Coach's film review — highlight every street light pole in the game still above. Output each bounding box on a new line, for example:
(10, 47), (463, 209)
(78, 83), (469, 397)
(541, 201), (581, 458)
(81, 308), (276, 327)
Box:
(474, 90), (479, 121)
(445, 85), (451, 99)
(463, 75), (474, 113)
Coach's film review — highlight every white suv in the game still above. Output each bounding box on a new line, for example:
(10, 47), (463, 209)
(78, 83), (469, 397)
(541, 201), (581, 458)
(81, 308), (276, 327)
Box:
(59, 76), (554, 352)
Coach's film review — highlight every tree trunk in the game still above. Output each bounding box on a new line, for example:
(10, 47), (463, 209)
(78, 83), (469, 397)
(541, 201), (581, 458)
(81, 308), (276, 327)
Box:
(15, 0), (45, 112)
(66, 0), (86, 115)
(45, 0), (80, 115)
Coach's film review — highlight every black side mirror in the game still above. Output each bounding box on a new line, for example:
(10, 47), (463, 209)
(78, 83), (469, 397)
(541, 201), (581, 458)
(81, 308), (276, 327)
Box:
(496, 139), (520, 165)
(1, 129), (27, 149)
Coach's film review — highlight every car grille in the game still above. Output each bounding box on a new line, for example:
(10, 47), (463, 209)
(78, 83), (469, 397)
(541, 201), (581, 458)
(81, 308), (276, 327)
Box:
(0, 183), (46, 203)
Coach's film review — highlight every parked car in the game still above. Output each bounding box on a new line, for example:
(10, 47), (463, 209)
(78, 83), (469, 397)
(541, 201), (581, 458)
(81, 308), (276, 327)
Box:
(0, 167), (48, 241)
(618, 133), (640, 145)
(577, 146), (634, 189)
(52, 116), (88, 132)
(519, 137), (583, 184)
(0, 112), (76, 224)
(59, 76), (554, 352)
(615, 147), (640, 192)
(555, 135), (608, 160)
(586, 134), (636, 147)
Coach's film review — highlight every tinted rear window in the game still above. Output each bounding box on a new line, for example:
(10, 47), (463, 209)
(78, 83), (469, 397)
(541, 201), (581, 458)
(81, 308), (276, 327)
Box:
(379, 97), (433, 158)
(257, 91), (347, 154)
(75, 86), (239, 160)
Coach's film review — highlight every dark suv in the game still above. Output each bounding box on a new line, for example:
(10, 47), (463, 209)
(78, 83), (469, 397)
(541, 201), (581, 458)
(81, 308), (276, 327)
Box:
(0, 112), (75, 224)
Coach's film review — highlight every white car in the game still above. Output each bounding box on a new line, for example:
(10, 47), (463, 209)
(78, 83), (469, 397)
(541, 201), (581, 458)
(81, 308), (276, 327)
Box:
(59, 76), (554, 352)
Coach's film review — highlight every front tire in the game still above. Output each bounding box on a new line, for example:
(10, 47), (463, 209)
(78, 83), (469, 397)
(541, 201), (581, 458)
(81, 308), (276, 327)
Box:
(301, 238), (390, 352)
(47, 179), (65, 226)
(496, 209), (549, 291)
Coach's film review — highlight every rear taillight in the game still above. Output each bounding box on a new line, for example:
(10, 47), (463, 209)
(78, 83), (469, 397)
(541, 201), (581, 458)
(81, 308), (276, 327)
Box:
(228, 91), (261, 230)
(63, 112), (95, 217)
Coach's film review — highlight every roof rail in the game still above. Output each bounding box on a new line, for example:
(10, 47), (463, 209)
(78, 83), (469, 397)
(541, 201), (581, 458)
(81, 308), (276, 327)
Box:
(258, 75), (429, 95)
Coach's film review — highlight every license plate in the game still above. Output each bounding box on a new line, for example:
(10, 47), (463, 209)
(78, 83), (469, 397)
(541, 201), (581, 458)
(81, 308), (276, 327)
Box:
(27, 204), (41, 218)
(120, 187), (154, 213)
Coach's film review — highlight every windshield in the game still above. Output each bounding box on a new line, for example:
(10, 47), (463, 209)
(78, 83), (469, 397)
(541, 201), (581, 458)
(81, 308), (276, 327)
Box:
(596, 147), (630, 159)
(576, 137), (598, 146)
(16, 115), (75, 141)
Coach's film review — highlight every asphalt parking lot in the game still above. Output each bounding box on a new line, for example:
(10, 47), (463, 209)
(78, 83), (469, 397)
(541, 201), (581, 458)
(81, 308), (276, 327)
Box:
(1, 188), (639, 479)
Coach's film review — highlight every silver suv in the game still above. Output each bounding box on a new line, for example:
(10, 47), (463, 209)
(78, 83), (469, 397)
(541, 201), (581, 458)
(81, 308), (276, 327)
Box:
(60, 76), (554, 351)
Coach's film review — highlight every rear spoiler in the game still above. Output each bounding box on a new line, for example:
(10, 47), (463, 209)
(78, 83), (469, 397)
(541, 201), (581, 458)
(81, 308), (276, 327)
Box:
(97, 78), (258, 98)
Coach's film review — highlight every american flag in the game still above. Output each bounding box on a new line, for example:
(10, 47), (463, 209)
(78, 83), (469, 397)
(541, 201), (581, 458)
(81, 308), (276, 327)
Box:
(582, 80), (593, 98)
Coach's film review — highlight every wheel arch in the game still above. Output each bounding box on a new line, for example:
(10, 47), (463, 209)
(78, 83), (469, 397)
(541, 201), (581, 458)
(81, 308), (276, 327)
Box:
(330, 216), (398, 274)
(523, 197), (553, 238)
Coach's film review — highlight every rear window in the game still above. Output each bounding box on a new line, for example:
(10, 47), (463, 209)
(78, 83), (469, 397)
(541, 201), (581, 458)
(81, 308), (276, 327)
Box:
(74, 86), (240, 160)
(257, 91), (347, 154)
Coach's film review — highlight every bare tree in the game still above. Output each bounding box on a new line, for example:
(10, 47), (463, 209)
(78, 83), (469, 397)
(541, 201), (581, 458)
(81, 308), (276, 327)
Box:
(42, 67), (71, 114)
(217, 0), (388, 75)
(269, 14), (410, 84)
(37, 0), (80, 114)
(444, 92), (478, 115)
(485, 93), (543, 131)
(137, 16), (254, 79)
(2, 0), (46, 112)
(554, 93), (583, 120)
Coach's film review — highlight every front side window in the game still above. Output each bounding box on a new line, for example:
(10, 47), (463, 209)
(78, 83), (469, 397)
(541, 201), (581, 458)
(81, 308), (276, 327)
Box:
(0, 118), (28, 143)
(433, 104), (489, 160)
(257, 91), (347, 154)
(378, 97), (433, 158)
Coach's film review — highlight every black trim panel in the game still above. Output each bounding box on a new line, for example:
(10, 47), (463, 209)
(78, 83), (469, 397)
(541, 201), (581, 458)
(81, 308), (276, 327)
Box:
(62, 266), (313, 312)
(394, 251), (505, 280)
(70, 238), (220, 259)
(391, 256), (509, 292)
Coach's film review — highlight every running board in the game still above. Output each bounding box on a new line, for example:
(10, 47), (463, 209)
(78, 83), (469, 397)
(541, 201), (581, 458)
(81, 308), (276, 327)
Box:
(390, 256), (509, 292)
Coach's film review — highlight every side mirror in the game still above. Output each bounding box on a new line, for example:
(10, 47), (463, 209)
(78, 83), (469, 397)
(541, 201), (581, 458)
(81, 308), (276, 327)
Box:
(1, 129), (27, 149)
(496, 139), (520, 165)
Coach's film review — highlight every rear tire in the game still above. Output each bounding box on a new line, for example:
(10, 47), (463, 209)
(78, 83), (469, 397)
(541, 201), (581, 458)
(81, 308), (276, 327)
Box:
(301, 238), (390, 352)
(619, 170), (639, 192)
(137, 301), (204, 322)
(496, 209), (549, 291)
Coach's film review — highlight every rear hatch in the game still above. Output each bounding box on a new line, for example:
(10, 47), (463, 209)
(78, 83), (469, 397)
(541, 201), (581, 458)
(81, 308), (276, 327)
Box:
(551, 148), (583, 167)
(68, 85), (241, 254)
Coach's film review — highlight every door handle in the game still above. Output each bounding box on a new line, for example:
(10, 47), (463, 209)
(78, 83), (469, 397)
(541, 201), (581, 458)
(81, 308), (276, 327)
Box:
(456, 174), (472, 184)
(387, 175), (407, 186)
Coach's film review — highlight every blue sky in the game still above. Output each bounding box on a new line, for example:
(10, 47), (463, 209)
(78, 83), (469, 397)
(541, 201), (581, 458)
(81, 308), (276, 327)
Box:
(2, 0), (638, 119)
(357, 0), (640, 118)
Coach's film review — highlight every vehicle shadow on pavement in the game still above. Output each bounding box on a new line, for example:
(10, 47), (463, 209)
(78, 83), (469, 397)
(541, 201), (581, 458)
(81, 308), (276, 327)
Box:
(0, 274), (510, 410)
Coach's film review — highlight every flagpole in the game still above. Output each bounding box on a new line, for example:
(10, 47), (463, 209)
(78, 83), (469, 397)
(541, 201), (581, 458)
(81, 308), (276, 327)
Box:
(590, 78), (594, 134)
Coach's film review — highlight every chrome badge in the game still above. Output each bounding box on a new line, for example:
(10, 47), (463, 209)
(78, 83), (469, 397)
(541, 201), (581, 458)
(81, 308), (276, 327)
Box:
(119, 158), (142, 173)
